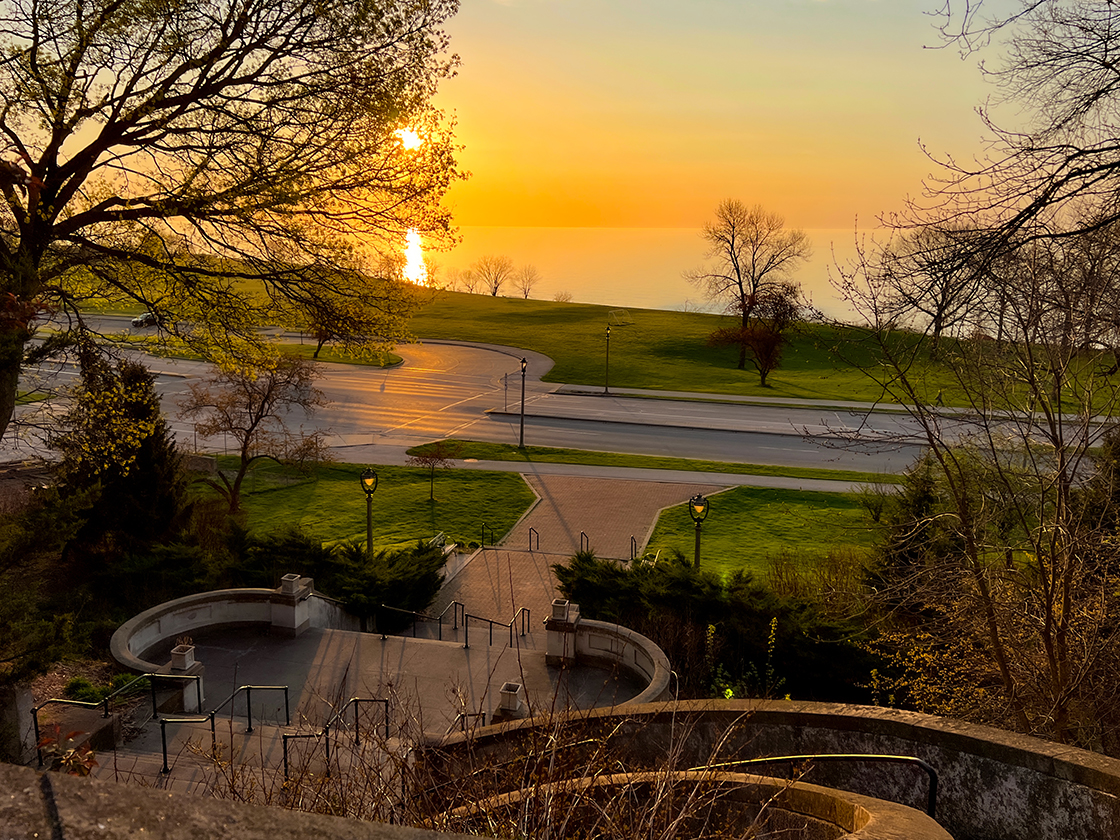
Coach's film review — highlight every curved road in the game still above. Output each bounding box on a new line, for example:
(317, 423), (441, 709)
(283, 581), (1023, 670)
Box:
(9, 328), (924, 475)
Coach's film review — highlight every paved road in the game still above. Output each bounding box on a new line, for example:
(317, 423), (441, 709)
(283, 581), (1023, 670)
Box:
(8, 329), (923, 473)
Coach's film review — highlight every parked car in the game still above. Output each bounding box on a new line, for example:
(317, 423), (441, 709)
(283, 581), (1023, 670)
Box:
(131, 312), (158, 328)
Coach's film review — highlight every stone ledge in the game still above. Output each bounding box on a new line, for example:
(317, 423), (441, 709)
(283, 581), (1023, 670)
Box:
(0, 763), (478, 840)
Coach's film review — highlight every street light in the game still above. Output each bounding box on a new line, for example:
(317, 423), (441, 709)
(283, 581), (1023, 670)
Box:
(604, 325), (611, 394)
(360, 467), (378, 558)
(688, 493), (709, 569)
(519, 357), (527, 449)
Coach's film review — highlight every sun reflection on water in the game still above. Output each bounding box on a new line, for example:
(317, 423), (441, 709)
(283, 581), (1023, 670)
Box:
(403, 229), (428, 285)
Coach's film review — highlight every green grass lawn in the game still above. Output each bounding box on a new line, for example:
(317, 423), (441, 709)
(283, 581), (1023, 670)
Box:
(411, 290), (940, 404)
(230, 460), (535, 548)
(410, 439), (899, 485)
(644, 486), (875, 579)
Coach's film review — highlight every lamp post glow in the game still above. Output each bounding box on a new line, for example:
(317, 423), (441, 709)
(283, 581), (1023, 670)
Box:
(688, 493), (709, 569)
(604, 325), (611, 394)
(360, 467), (378, 558)
(519, 357), (527, 449)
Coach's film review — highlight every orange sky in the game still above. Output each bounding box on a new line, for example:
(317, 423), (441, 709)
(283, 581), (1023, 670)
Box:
(434, 1), (1000, 231)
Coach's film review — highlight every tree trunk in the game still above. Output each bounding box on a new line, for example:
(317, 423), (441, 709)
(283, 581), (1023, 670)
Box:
(737, 344), (747, 370)
(0, 325), (26, 444)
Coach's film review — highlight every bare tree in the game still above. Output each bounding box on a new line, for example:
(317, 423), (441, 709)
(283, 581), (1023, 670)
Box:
(514, 264), (541, 300)
(832, 221), (1120, 749)
(0, 0), (461, 445)
(686, 201), (811, 370)
(406, 439), (463, 501)
(472, 256), (516, 297)
(875, 226), (985, 357)
(179, 357), (331, 514)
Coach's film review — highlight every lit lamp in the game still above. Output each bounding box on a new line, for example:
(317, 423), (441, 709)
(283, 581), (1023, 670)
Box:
(360, 467), (378, 558)
(604, 325), (611, 394)
(519, 357), (528, 449)
(688, 493), (709, 569)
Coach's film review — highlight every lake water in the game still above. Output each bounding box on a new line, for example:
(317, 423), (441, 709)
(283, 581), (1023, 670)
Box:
(431, 226), (863, 319)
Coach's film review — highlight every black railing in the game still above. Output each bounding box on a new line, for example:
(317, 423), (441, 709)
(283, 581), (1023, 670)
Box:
(692, 754), (939, 818)
(580, 531), (589, 552)
(154, 685), (290, 774)
(32, 673), (202, 767)
(370, 600), (464, 641)
(282, 696), (390, 779)
(631, 535), (638, 560)
(529, 526), (539, 551)
(463, 607), (530, 650)
(481, 523), (494, 547)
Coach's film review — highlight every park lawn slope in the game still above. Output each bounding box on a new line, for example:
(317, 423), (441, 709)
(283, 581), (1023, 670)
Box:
(228, 461), (535, 548)
(411, 290), (948, 404)
(644, 486), (874, 579)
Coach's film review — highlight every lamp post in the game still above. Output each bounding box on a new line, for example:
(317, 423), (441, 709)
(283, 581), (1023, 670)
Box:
(360, 467), (378, 558)
(519, 357), (527, 449)
(688, 493), (709, 569)
(604, 325), (611, 394)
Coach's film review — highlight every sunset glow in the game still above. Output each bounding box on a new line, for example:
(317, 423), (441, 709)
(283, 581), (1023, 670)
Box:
(402, 229), (428, 285)
(435, 3), (993, 230)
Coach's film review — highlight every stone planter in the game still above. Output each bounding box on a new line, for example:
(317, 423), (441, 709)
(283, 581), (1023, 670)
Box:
(170, 644), (196, 671)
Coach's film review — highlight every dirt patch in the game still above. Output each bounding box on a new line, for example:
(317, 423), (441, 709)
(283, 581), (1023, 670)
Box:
(30, 659), (119, 706)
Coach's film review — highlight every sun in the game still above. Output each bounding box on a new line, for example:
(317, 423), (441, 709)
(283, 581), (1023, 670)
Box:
(402, 229), (428, 285)
(395, 128), (423, 150)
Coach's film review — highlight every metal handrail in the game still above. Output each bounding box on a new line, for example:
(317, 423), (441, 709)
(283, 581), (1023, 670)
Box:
(580, 531), (589, 552)
(32, 673), (202, 767)
(529, 526), (539, 551)
(207, 684), (290, 734)
(690, 754), (939, 818)
(152, 685), (290, 774)
(463, 607), (530, 650)
(371, 600), (464, 641)
(282, 696), (390, 779)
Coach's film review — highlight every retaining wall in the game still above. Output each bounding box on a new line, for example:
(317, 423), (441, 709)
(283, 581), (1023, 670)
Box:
(424, 699), (1120, 840)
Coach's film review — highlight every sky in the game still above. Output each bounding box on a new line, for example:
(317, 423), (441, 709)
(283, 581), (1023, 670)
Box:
(433, 0), (1006, 232)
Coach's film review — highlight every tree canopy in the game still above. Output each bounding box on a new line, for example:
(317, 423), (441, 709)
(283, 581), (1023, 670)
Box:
(0, 0), (462, 442)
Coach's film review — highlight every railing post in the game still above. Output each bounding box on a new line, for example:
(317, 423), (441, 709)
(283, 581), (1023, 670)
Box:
(284, 687), (290, 726)
(160, 719), (170, 774)
(150, 676), (159, 721)
(580, 531), (589, 552)
(464, 616), (469, 650)
(283, 735), (290, 780)
(324, 722), (331, 778)
(102, 696), (110, 719)
(631, 535), (637, 561)
(245, 686), (253, 734)
(353, 699), (361, 747)
(383, 699), (390, 740)
(32, 707), (41, 768)
(210, 711), (217, 756)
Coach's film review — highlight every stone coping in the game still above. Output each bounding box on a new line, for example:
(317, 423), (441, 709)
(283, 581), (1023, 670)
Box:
(447, 771), (952, 840)
(0, 763), (478, 840)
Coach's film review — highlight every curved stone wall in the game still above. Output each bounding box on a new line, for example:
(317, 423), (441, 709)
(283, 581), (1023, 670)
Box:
(422, 699), (1120, 840)
(446, 771), (951, 840)
(110, 588), (275, 672)
(569, 618), (672, 704)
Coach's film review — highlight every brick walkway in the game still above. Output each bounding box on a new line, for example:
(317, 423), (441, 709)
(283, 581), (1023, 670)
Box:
(433, 475), (726, 625)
